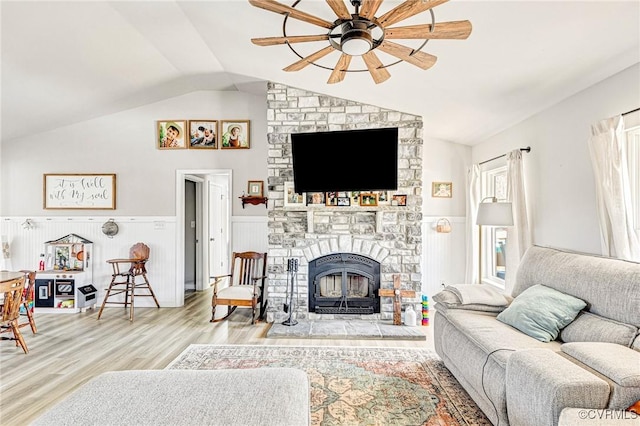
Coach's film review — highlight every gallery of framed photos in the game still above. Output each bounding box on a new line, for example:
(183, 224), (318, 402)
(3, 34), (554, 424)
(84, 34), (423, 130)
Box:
(156, 119), (250, 150)
(284, 183), (407, 208)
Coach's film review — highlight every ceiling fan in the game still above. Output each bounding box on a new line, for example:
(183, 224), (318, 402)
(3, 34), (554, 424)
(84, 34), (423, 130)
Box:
(249, 0), (472, 84)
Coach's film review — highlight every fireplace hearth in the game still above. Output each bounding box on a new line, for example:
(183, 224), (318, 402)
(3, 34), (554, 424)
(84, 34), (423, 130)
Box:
(308, 253), (380, 314)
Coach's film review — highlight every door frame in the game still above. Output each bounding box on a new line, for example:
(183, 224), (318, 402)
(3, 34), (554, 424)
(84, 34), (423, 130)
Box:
(175, 169), (232, 306)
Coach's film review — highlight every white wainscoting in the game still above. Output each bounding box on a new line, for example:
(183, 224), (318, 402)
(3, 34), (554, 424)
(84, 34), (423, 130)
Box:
(1, 216), (178, 307)
(1, 215), (462, 310)
(231, 216), (268, 253)
(422, 216), (467, 297)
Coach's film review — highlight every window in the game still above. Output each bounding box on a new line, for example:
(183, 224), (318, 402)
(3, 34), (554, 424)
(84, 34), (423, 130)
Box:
(626, 125), (640, 230)
(481, 166), (507, 287)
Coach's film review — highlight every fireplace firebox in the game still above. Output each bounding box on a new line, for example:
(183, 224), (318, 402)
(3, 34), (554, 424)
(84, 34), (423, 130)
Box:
(308, 253), (380, 314)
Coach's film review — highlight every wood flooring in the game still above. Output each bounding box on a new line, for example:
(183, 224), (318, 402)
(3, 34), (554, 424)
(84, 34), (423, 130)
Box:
(0, 290), (433, 425)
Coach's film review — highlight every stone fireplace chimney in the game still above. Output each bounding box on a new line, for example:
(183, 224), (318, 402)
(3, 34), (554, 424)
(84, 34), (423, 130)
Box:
(265, 83), (423, 323)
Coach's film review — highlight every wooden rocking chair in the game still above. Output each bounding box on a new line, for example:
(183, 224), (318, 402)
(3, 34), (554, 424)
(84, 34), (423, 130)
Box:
(210, 251), (267, 324)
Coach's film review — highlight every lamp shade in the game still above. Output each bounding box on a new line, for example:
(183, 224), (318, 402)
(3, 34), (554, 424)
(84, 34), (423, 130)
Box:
(476, 201), (514, 226)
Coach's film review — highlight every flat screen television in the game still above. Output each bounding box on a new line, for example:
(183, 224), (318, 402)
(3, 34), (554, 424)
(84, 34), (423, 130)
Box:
(291, 127), (398, 193)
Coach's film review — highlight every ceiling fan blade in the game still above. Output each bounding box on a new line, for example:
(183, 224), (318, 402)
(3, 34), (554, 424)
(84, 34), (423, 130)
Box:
(249, 0), (334, 29)
(252, 34), (330, 46)
(377, 0), (449, 27)
(362, 51), (391, 84)
(283, 46), (336, 72)
(327, 54), (352, 84)
(326, 0), (352, 20)
(377, 41), (437, 70)
(385, 20), (472, 40)
(359, 0), (384, 19)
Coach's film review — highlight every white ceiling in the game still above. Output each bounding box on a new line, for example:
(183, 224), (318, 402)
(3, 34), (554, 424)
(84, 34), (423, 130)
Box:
(2, 1), (639, 145)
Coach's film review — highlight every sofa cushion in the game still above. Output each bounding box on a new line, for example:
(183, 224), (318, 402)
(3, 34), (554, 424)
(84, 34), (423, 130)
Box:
(562, 342), (640, 409)
(440, 309), (562, 367)
(497, 284), (586, 342)
(562, 343), (640, 387)
(513, 246), (640, 328)
(560, 311), (638, 347)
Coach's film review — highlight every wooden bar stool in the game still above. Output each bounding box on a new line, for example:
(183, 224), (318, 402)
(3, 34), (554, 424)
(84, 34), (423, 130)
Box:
(97, 243), (160, 321)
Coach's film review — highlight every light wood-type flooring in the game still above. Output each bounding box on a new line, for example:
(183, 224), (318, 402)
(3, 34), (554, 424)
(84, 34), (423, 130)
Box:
(0, 290), (433, 425)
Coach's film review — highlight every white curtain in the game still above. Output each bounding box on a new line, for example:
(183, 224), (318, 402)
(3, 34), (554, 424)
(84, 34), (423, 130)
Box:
(505, 150), (531, 294)
(465, 164), (481, 284)
(588, 116), (640, 261)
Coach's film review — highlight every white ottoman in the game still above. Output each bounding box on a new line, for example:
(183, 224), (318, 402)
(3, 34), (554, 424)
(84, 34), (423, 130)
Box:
(32, 368), (310, 426)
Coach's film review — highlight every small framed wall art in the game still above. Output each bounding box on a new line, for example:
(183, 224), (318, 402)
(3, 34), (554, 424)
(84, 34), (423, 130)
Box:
(221, 120), (250, 149)
(247, 180), (264, 197)
(157, 120), (187, 149)
(188, 120), (217, 149)
(432, 182), (453, 198)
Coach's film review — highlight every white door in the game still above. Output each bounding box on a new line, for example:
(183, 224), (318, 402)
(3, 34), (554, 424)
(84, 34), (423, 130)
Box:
(209, 181), (228, 278)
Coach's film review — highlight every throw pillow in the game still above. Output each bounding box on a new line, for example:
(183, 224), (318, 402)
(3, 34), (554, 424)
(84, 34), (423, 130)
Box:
(496, 284), (586, 342)
(432, 288), (510, 313)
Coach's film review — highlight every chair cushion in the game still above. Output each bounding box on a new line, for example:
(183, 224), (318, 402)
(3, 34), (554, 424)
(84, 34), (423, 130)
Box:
(217, 285), (260, 300)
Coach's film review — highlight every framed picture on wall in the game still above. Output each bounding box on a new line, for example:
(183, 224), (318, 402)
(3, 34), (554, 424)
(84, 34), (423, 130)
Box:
(247, 180), (264, 197)
(188, 120), (217, 149)
(157, 120), (187, 149)
(432, 181), (453, 198)
(220, 120), (250, 149)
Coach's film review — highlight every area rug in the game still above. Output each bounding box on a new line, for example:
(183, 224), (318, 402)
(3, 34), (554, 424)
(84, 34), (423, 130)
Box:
(166, 345), (490, 426)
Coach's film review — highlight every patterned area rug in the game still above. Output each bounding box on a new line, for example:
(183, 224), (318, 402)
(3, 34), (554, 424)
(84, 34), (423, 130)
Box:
(167, 345), (490, 426)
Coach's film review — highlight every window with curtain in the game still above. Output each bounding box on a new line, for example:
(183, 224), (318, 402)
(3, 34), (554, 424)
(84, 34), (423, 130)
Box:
(481, 165), (507, 287)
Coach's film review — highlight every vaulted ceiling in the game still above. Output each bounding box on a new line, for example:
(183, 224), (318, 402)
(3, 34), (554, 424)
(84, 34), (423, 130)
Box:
(2, 1), (638, 145)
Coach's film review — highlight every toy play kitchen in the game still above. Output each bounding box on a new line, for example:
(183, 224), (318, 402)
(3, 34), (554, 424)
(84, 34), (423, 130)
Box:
(35, 233), (96, 313)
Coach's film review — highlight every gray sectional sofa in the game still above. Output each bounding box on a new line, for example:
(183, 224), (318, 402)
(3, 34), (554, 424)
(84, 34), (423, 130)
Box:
(434, 245), (640, 426)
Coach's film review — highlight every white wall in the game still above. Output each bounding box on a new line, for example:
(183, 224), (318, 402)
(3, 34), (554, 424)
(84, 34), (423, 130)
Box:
(472, 63), (640, 254)
(1, 90), (268, 217)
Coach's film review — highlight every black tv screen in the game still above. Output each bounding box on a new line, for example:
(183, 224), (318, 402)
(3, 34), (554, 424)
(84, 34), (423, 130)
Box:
(291, 127), (398, 193)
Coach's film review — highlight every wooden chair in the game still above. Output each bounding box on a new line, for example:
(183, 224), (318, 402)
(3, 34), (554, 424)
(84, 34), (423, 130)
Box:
(17, 270), (37, 334)
(211, 251), (267, 324)
(0, 275), (29, 353)
(97, 243), (160, 322)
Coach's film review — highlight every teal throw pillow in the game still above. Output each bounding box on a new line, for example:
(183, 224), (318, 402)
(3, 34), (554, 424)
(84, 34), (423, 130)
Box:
(496, 284), (586, 342)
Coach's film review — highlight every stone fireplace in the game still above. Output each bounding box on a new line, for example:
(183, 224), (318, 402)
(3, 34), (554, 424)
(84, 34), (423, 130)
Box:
(265, 83), (423, 323)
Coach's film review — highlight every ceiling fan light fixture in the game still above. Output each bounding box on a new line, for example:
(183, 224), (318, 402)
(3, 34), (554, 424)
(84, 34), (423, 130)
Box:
(340, 21), (372, 56)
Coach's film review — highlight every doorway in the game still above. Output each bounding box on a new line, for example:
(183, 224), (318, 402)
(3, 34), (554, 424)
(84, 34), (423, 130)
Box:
(175, 169), (232, 307)
(184, 179), (197, 293)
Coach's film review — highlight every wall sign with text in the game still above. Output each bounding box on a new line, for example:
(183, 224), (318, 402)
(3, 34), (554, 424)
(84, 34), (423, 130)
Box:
(43, 174), (116, 210)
